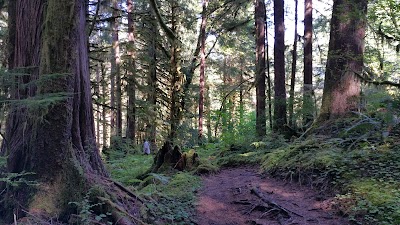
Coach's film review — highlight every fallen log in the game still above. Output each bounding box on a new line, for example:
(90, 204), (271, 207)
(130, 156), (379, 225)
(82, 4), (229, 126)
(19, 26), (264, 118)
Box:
(250, 187), (304, 218)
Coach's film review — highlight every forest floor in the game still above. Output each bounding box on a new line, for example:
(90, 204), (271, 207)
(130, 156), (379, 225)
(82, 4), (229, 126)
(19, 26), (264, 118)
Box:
(195, 166), (350, 225)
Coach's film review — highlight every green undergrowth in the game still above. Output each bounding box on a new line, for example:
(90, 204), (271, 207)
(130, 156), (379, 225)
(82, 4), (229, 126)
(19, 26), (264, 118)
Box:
(261, 128), (400, 224)
(106, 154), (153, 186)
(106, 149), (202, 224)
(138, 172), (201, 224)
(215, 134), (287, 167)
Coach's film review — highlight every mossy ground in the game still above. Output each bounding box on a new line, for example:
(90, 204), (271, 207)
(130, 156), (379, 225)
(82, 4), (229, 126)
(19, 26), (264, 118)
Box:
(106, 118), (400, 225)
(260, 118), (400, 225)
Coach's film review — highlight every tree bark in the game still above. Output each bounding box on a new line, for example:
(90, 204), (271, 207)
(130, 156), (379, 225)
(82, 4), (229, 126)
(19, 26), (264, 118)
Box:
(126, 0), (136, 142)
(255, 0), (267, 138)
(273, 0), (287, 133)
(266, 14), (273, 130)
(168, 0), (184, 142)
(111, 0), (122, 137)
(317, 0), (367, 122)
(303, 0), (314, 126)
(147, 10), (158, 151)
(101, 63), (109, 148)
(96, 62), (101, 147)
(1, 0), (140, 222)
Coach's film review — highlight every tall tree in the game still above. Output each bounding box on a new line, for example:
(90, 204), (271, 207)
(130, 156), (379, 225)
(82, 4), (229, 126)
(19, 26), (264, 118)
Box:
(288, 0), (298, 128)
(303, 0), (314, 125)
(168, 0), (184, 142)
(198, 0), (208, 143)
(317, 0), (368, 122)
(273, 0), (287, 132)
(111, 0), (122, 137)
(126, 0), (136, 142)
(146, 10), (158, 151)
(266, 11), (273, 130)
(1, 0), (139, 221)
(255, 0), (267, 138)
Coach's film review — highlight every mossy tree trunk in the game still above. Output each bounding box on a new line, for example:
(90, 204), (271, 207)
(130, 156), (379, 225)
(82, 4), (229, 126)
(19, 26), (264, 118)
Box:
(1, 0), (140, 222)
(168, 0), (184, 142)
(317, 0), (367, 123)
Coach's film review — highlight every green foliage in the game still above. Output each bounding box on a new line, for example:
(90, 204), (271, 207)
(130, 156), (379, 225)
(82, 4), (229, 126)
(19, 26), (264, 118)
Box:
(220, 111), (257, 147)
(139, 172), (201, 224)
(217, 134), (287, 167)
(106, 154), (153, 186)
(103, 136), (139, 160)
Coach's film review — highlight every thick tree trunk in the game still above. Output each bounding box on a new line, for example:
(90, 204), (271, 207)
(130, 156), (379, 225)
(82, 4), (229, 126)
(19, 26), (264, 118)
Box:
(288, 0), (298, 128)
(255, 0), (267, 138)
(1, 0), (140, 222)
(126, 0), (136, 142)
(273, 0), (287, 133)
(317, 0), (367, 122)
(303, 0), (314, 126)
(198, 0), (208, 143)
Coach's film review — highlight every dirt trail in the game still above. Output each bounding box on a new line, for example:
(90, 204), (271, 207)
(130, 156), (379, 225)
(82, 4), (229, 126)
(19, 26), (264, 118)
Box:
(195, 167), (349, 225)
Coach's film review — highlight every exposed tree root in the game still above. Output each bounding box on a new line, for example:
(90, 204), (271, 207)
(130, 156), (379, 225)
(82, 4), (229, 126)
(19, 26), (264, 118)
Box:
(250, 187), (304, 218)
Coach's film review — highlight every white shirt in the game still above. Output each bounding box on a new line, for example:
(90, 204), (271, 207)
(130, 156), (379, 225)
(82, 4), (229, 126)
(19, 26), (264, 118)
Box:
(143, 141), (150, 154)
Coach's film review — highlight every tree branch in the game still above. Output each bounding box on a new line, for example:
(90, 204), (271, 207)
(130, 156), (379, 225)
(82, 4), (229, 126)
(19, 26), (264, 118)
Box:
(148, 0), (177, 40)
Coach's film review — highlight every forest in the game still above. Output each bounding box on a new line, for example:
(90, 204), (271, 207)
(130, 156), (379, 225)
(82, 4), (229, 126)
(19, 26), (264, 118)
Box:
(0, 0), (399, 224)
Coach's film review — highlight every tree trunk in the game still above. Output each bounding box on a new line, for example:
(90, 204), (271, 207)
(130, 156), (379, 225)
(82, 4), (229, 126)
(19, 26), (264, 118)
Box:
(96, 62), (101, 147)
(101, 63), (109, 148)
(126, 0), (136, 142)
(273, 0), (287, 133)
(239, 57), (245, 125)
(266, 14), (273, 130)
(198, 0), (208, 143)
(288, 0), (298, 128)
(206, 84), (212, 140)
(317, 0), (367, 122)
(147, 11), (158, 152)
(168, 0), (184, 142)
(111, 0), (122, 137)
(303, 0), (314, 126)
(1, 0), (140, 222)
(255, 0), (267, 138)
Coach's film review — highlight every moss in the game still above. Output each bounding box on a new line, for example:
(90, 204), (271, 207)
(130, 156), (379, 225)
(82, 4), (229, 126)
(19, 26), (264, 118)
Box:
(28, 176), (63, 216)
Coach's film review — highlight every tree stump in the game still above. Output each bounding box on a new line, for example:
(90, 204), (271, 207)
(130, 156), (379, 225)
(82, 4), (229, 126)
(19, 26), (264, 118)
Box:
(152, 141), (199, 172)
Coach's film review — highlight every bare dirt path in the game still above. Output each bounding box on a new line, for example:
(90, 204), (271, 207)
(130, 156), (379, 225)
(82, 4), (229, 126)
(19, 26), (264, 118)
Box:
(195, 166), (349, 225)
